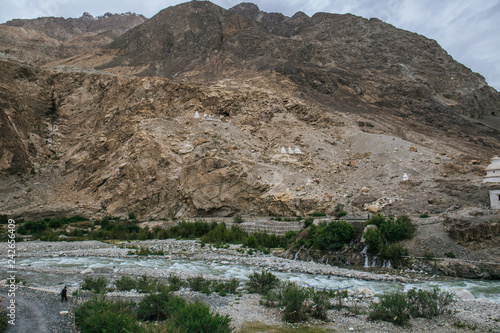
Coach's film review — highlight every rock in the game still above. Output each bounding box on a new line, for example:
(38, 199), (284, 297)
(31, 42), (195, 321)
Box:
(356, 287), (375, 298)
(80, 268), (94, 274)
(59, 311), (70, 316)
(365, 205), (381, 213)
(450, 287), (475, 300)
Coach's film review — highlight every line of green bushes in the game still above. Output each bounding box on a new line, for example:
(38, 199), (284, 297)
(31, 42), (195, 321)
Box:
(369, 287), (454, 326)
(75, 292), (232, 333)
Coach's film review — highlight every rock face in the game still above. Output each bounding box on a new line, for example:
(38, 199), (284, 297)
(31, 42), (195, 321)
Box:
(1, 1), (500, 220)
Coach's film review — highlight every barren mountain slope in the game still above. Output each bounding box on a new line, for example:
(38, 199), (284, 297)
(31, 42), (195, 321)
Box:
(0, 1), (499, 221)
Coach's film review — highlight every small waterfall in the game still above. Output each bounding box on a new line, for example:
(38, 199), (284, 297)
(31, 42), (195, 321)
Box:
(294, 248), (301, 260)
(387, 260), (392, 268)
(361, 245), (369, 267)
(371, 256), (378, 267)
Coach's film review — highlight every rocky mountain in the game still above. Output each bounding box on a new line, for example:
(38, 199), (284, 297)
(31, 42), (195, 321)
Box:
(1, 1), (499, 226)
(0, 12), (146, 64)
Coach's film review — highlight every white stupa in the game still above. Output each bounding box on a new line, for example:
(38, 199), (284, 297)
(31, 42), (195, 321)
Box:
(194, 111), (201, 118)
(484, 156), (500, 210)
(288, 147), (294, 154)
(483, 156), (500, 183)
(402, 173), (409, 181)
(281, 146), (287, 154)
(294, 147), (303, 154)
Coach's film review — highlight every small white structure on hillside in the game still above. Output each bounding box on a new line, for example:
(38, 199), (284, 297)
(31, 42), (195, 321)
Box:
(484, 156), (500, 209)
(402, 173), (409, 181)
(281, 146), (287, 154)
(194, 111), (201, 118)
(484, 156), (500, 183)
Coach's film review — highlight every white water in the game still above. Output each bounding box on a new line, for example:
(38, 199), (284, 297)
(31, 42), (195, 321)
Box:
(13, 256), (500, 303)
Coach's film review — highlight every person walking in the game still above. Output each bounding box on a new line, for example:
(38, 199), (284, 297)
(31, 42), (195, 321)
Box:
(61, 286), (68, 302)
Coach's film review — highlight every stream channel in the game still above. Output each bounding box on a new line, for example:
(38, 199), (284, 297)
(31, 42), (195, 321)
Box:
(12, 256), (500, 303)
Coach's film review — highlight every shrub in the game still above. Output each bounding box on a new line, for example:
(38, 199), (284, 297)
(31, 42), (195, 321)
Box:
(314, 220), (355, 251)
(167, 273), (185, 291)
(187, 276), (212, 294)
(368, 291), (411, 326)
(336, 211), (348, 218)
(233, 215), (243, 224)
(312, 212), (326, 217)
(115, 275), (137, 291)
(382, 242), (408, 263)
(379, 215), (415, 243)
(309, 289), (330, 320)
(270, 282), (310, 323)
(137, 291), (186, 322)
(128, 213), (137, 220)
(363, 228), (383, 254)
(212, 279), (240, 296)
(406, 287), (454, 318)
(75, 297), (139, 333)
(137, 275), (162, 293)
(136, 246), (164, 256)
(303, 218), (314, 229)
(246, 270), (280, 295)
(445, 251), (456, 258)
(423, 250), (435, 259)
(81, 276), (108, 294)
(419, 213), (430, 218)
(168, 301), (231, 333)
(367, 213), (386, 227)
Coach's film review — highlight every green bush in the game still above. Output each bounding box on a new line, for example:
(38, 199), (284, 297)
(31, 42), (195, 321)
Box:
(167, 273), (185, 291)
(75, 297), (139, 333)
(212, 279), (240, 296)
(168, 301), (231, 333)
(115, 275), (137, 291)
(187, 276), (212, 294)
(369, 291), (411, 326)
(382, 242), (408, 262)
(137, 275), (163, 293)
(233, 215), (243, 224)
(445, 251), (456, 258)
(309, 289), (330, 320)
(246, 270), (280, 295)
(137, 291), (186, 322)
(363, 228), (383, 254)
(366, 213), (386, 227)
(269, 282), (310, 323)
(81, 276), (108, 294)
(336, 211), (348, 218)
(314, 220), (355, 251)
(406, 287), (454, 318)
(379, 215), (415, 243)
(419, 213), (430, 218)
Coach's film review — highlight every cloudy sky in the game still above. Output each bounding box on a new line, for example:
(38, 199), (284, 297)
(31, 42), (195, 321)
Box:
(1, 0), (499, 91)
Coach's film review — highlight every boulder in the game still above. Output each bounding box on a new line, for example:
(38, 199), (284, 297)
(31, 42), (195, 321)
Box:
(80, 268), (94, 274)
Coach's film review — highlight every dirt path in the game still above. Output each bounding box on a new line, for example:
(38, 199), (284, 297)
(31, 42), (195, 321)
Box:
(0, 287), (74, 333)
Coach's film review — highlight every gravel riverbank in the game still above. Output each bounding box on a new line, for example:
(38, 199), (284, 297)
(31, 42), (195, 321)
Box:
(1, 240), (499, 332)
